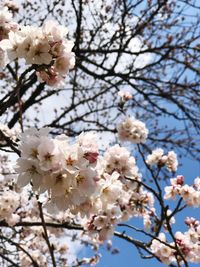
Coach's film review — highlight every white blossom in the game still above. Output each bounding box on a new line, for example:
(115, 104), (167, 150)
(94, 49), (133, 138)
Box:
(117, 117), (148, 144)
(146, 148), (178, 172)
(0, 20), (75, 84)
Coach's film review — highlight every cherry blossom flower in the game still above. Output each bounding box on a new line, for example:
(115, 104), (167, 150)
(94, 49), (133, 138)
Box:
(146, 148), (178, 172)
(117, 117), (148, 144)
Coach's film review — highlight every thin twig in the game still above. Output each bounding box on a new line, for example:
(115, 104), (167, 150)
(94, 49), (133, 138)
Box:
(37, 199), (57, 267)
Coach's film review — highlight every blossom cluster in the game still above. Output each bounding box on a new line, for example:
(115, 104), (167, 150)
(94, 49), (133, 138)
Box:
(2, 123), (200, 265)
(19, 226), (69, 267)
(16, 128), (99, 213)
(0, 152), (89, 266)
(117, 117), (148, 144)
(0, 189), (20, 225)
(146, 148), (178, 172)
(164, 175), (200, 207)
(0, 153), (13, 177)
(0, 123), (18, 144)
(0, 15), (75, 86)
(151, 217), (200, 264)
(0, 154), (20, 225)
(0, 5), (18, 41)
(16, 127), (155, 241)
(0, 4), (18, 67)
